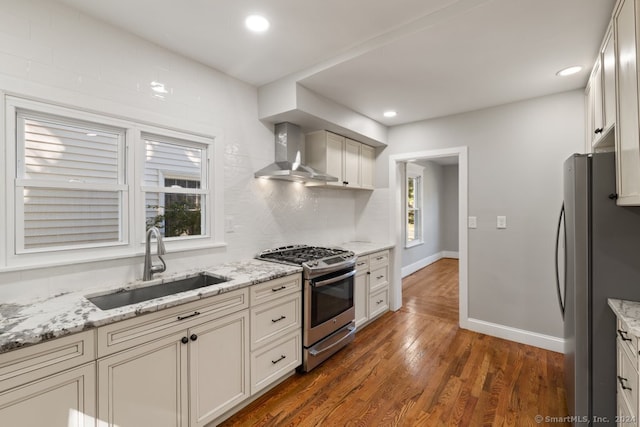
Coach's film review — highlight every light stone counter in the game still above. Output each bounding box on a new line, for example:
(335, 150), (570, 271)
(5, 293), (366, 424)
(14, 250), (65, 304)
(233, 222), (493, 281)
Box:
(339, 241), (395, 257)
(0, 259), (301, 354)
(608, 298), (640, 335)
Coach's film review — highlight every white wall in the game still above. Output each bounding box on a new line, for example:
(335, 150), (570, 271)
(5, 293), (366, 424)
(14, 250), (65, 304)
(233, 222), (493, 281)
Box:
(368, 90), (584, 339)
(0, 0), (356, 302)
(442, 165), (459, 253)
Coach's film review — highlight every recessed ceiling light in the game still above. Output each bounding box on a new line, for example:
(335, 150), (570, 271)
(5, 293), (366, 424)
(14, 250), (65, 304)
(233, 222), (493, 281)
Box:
(556, 66), (583, 77)
(245, 15), (270, 32)
(383, 110), (397, 118)
(150, 81), (168, 94)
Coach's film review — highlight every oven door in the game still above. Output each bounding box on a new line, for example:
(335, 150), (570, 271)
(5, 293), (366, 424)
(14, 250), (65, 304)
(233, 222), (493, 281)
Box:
(304, 268), (356, 347)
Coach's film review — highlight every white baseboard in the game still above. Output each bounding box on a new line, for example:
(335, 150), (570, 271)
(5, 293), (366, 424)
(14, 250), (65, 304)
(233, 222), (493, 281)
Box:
(401, 252), (442, 278)
(462, 318), (564, 353)
(401, 251), (460, 277)
(442, 251), (459, 259)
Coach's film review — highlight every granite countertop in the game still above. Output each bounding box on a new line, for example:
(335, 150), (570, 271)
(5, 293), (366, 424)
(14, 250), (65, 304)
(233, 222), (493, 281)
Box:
(0, 241), (393, 355)
(0, 259), (301, 354)
(608, 298), (640, 336)
(339, 241), (394, 257)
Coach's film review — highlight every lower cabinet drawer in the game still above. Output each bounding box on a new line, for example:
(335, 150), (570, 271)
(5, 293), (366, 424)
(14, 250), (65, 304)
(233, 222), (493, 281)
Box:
(0, 331), (95, 393)
(250, 332), (301, 394)
(370, 265), (389, 292)
(369, 287), (389, 319)
(250, 294), (301, 350)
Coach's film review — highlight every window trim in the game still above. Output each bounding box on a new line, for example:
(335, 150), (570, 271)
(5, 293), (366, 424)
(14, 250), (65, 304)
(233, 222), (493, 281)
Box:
(405, 162), (424, 248)
(2, 94), (224, 271)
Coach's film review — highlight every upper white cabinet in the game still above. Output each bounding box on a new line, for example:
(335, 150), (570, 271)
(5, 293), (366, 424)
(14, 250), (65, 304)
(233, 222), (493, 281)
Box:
(306, 130), (375, 190)
(614, 0), (640, 205)
(587, 26), (616, 151)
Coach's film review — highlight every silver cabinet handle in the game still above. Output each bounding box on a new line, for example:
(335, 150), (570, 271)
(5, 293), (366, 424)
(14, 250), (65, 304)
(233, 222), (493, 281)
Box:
(309, 325), (356, 356)
(312, 270), (356, 287)
(376, 275), (384, 279)
(376, 299), (384, 304)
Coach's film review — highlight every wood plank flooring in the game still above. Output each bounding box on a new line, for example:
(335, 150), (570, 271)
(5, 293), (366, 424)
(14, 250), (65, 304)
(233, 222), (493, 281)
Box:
(220, 258), (569, 426)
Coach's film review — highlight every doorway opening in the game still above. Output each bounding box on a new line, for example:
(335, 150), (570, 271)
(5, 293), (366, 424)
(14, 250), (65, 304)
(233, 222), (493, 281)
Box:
(388, 147), (468, 329)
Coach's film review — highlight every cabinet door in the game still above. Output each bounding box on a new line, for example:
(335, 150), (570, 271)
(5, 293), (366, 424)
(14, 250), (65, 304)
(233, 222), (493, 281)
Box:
(344, 139), (361, 188)
(0, 363), (96, 427)
(614, 0), (640, 205)
(98, 333), (188, 427)
(360, 144), (375, 189)
(326, 132), (344, 187)
(189, 310), (249, 427)
(584, 80), (594, 154)
(602, 29), (616, 131)
(354, 271), (368, 327)
(592, 58), (604, 145)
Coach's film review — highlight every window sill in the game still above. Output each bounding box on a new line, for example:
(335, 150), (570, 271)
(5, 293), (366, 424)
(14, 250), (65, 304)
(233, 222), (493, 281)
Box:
(0, 241), (228, 273)
(405, 240), (424, 249)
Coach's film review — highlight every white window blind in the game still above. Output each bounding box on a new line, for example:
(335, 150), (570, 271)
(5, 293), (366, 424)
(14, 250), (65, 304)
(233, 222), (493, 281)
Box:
(142, 135), (207, 239)
(16, 112), (127, 251)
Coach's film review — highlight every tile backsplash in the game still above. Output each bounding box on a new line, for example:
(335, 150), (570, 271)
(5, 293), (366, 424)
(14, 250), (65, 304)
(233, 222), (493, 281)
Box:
(0, 0), (370, 302)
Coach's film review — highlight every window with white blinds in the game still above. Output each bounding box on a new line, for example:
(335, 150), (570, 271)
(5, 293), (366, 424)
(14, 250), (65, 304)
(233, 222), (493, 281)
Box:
(15, 112), (127, 252)
(4, 95), (219, 268)
(142, 135), (207, 239)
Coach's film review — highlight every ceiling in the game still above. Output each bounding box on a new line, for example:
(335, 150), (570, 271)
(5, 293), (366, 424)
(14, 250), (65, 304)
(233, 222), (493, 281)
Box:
(55, 0), (616, 126)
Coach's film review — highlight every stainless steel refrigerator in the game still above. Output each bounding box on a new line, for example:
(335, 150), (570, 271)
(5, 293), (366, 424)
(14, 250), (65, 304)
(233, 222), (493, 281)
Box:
(558, 152), (640, 424)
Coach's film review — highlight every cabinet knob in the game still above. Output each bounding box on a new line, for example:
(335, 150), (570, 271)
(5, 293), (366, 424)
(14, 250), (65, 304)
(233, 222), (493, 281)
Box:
(190, 334), (198, 341)
(181, 336), (188, 344)
(343, 181), (349, 186)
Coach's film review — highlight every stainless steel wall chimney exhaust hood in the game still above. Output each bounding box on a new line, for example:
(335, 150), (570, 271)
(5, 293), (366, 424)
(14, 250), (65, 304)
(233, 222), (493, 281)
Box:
(254, 122), (339, 182)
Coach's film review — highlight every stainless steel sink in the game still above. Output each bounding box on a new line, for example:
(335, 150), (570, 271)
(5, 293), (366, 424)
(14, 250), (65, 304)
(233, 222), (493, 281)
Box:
(87, 273), (229, 310)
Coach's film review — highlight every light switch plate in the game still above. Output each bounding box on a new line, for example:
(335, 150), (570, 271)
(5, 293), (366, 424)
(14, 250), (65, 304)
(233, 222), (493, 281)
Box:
(468, 216), (477, 229)
(497, 216), (507, 229)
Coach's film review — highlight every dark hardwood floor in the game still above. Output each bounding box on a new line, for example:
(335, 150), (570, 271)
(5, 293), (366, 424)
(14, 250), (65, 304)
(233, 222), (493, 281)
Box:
(220, 258), (569, 426)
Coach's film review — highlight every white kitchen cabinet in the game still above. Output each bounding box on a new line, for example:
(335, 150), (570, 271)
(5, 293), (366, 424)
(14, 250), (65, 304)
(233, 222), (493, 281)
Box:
(249, 276), (301, 395)
(97, 332), (188, 427)
(614, 0), (640, 205)
(306, 130), (375, 190)
(0, 362), (96, 427)
(354, 257), (370, 328)
(587, 24), (616, 151)
(96, 288), (250, 427)
(353, 250), (390, 329)
(360, 144), (375, 190)
(0, 330), (96, 427)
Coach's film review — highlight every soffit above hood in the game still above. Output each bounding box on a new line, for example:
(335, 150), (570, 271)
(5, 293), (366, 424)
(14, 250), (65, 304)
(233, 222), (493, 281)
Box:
(254, 122), (339, 183)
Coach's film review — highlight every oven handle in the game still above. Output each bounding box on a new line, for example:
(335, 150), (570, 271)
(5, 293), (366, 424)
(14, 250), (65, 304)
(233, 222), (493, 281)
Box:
(311, 270), (356, 287)
(308, 324), (357, 356)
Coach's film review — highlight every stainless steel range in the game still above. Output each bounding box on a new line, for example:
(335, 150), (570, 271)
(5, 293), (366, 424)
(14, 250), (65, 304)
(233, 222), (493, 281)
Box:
(257, 245), (357, 372)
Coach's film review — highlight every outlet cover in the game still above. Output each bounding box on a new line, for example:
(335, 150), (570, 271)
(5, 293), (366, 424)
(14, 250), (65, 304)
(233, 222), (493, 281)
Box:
(468, 216), (477, 229)
(497, 216), (507, 229)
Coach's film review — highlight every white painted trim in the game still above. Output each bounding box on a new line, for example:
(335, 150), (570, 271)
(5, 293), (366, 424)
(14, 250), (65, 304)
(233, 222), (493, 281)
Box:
(466, 318), (565, 353)
(401, 252), (443, 278)
(442, 251), (459, 259)
(388, 146), (468, 323)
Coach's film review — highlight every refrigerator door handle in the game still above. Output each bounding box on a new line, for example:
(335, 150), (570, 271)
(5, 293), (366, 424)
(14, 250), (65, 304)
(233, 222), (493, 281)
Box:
(555, 203), (566, 319)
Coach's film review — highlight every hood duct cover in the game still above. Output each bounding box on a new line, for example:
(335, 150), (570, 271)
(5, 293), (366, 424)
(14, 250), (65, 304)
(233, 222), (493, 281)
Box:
(254, 122), (339, 182)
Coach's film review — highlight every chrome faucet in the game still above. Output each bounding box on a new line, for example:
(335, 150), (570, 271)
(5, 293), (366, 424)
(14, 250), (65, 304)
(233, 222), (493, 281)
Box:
(143, 227), (166, 281)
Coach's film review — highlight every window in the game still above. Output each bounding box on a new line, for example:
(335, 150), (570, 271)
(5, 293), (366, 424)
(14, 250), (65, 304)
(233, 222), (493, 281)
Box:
(142, 135), (208, 239)
(406, 163), (423, 247)
(15, 111), (127, 252)
(3, 95), (220, 269)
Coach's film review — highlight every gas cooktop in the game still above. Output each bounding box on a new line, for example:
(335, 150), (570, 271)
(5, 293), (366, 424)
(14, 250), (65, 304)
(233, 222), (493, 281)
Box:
(256, 245), (356, 276)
